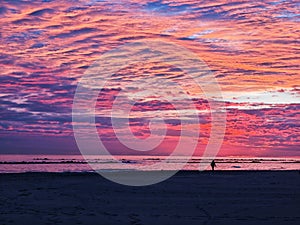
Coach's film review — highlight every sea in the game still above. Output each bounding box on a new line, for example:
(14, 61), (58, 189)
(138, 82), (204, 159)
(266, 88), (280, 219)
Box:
(0, 155), (299, 173)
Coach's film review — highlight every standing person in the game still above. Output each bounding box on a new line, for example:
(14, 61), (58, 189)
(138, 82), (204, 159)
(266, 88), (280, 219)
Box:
(210, 160), (216, 171)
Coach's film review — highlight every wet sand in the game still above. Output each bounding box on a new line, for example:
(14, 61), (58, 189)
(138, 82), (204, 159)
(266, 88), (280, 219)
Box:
(0, 171), (299, 225)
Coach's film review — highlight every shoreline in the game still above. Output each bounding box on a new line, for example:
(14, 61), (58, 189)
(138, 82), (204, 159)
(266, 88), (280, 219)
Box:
(0, 169), (299, 175)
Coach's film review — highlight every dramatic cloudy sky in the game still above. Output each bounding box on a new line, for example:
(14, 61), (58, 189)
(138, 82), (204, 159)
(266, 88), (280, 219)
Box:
(0, 0), (299, 156)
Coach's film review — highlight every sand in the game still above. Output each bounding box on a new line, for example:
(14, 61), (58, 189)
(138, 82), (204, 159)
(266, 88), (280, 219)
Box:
(0, 171), (299, 225)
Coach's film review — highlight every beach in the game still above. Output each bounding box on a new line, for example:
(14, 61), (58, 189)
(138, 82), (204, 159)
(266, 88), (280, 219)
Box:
(0, 171), (299, 225)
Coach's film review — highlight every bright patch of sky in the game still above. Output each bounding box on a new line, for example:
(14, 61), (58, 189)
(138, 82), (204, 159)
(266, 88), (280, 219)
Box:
(222, 89), (300, 104)
(187, 30), (215, 40)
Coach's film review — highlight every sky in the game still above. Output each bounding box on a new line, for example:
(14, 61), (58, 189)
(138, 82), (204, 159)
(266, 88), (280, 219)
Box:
(0, 0), (299, 157)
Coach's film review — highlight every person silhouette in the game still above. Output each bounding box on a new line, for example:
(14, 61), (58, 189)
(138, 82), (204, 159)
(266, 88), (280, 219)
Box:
(210, 160), (216, 171)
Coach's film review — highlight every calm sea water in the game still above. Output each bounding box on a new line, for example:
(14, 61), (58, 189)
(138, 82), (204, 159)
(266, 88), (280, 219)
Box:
(0, 155), (299, 173)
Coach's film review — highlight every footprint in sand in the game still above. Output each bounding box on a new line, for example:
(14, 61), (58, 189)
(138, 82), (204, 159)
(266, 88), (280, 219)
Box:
(128, 213), (142, 225)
